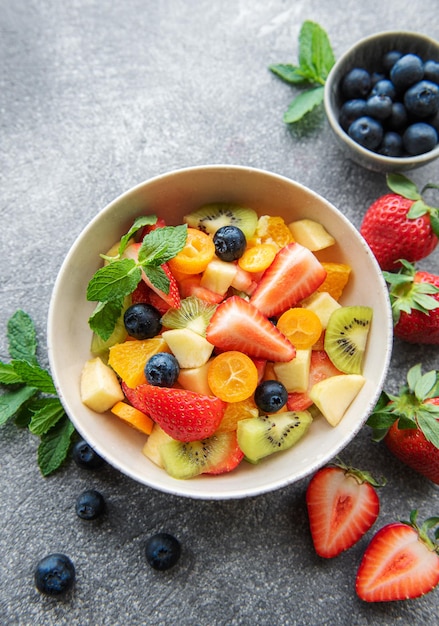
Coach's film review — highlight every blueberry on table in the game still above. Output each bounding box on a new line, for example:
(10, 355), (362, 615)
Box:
(390, 53), (424, 91)
(404, 80), (439, 118)
(123, 303), (162, 340)
(339, 99), (367, 131)
(341, 68), (371, 99)
(145, 533), (181, 571)
(403, 122), (438, 155)
(213, 225), (246, 261)
(366, 94), (393, 120)
(254, 379), (288, 414)
(145, 352), (180, 387)
(75, 489), (106, 520)
(348, 116), (383, 150)
(72, 439), (105, 470)
(34, 554), (75, 596)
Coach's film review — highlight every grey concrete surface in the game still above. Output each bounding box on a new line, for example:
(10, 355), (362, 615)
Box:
(1, 1), (438, 624)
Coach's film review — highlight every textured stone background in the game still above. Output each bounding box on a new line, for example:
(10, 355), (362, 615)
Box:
(1, 1), (438, 624)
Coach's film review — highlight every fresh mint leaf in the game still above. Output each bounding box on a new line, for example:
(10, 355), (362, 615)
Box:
(7, 310), (37, 363)
(283, 86), (324, 124)
(38, 416), (75, 476)
(0, 385), (37, 425)
(29, 397), (66, 436)
(89, 298), (125, 341)
(86, 258), (141, 302)
(299, 21), (335, 84)
(144, 265), (171, 294)
(118, 215), (157, 256)
(138, 225), (187, 266)
(269, 64), (308, 84)
(11, 360), (57, 394)
(0, 361), (23, 385)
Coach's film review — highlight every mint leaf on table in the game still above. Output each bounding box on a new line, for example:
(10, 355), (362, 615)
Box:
(38, 417), (75, 477)
(269, 20), (335, 124)
(7, 309), (38, 363)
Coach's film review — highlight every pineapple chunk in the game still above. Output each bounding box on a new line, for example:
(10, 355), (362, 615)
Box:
(162, 328), (214, 368)
(273, 349), (311, 392)
(288, 219), (335, 251)
(80, 357), (124, 413)
(178, 360), (213, 395)
(309, 374), (366, 426)
(301, 291), (341, 328)
(142, 425), (174, 468)
(200, 258), (237, 295)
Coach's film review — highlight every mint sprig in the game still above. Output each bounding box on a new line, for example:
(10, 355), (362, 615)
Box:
(269, 21), (335, 124)
(0, 310), (75, 475)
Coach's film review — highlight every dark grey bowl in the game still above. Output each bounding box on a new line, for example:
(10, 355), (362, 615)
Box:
(324, 31), (439, 172)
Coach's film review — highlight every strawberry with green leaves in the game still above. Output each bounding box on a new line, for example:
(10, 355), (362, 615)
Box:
(384, 260), (439, 344)
(360, 173), (439, 271)
(356, 509), (439, 602)
(367, 364), (439, 484)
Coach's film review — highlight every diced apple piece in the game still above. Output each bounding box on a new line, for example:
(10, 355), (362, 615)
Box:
(309, 374), (366, 426)
(200, 258), (237, 295)
(288, 219), (335, 251)
(80, 357), (124, 413)
(142, 424), (174, 467)
(162, 328), (214, 368)
(273, 349), (311, 392)
(301, 291), (341, 328)
(178, 360), (213, 395)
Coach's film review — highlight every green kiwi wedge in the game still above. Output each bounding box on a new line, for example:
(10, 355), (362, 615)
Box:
(236, 411), (312, 464)
(324, 305), (373, 375)
(160, 296), (217, 337)
(184, 203), (258, 240)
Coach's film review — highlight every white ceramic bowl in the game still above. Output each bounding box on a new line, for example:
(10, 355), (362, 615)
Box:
(324, 31), (439, 172)
(48, 165), (393, 499)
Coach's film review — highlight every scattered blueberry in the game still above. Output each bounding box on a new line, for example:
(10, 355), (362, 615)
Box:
(390, 53), (424, 91)
(339, 99), (367, 131)
(341, 68), (371, 99)
(365, 94), (392, 119)
(72, 439), (105, 470)
(34, 553), (75, 596)
(75, 489), (106, 520)
(378, 131), (403, 157)
(254, 380), (288, 414)
(145, 533), (181, 571)
(348, 116), (383, 150)
(213, 225), (246, 261)
(124, 303), (162, 340)
(403, 122), (438, 155)
(145, 352), (180, 387)
(404, 80), (439, 118)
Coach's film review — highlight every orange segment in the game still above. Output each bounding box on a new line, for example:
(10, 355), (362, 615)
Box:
(207, 351), (259, 402)
(254, 215), (295, 249)
(238, 243), (278, 273)
(168, 228), (215, 275)
(108, 337), (170, 387)
(277, 308), (323, 349)
(111, 401), (154, 435)
(317, 263), (351, 300)
(216, 397), (259, 432)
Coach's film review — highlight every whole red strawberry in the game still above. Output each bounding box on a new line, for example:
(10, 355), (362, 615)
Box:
(367, 364), (439, 484)
(360, 173), (439, 271)
(384, 260), (439, 344)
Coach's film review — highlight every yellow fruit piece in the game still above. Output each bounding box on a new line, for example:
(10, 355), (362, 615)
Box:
(216, 397), (259, 432)
(255, 215), (294, 249)
(288, 219), (335, 251)
(238, 243), (278, 273)
(168, 228), (215, 275)
(277, 308), (323, 349)
(80, 357), (124, 413)
(111, 401), (154, 435)
(108, 337), (170, 388)
(317, 263), (351, 301)
(207, 351), (259, 402)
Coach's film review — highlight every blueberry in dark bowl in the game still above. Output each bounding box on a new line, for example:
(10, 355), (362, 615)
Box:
(378, 132), (403, 157)
(404, 80), (439, 118)
(145, 352), (180, 387)
(424, 60), (439, 85)
(213, 225), (246, 261)
(348, 116), (383, 150)
(124, 303), (162, 340)
(403, 122), (438, 155)
(387, 101), (408, 131)
(371, 79), (396, 99)
(366, 94), (393, 120)
(382, 50), (403, 73)
(341, 68), (371, 99)
(339, 99), (367, 131)
(145, 533), (181, 571)
(34, 554), (75, 596)
(390, 53), (424, 91)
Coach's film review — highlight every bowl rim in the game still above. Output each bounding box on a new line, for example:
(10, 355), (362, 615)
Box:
(47, 164), (393, 499)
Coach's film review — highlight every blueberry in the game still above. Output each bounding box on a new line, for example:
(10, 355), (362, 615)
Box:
(254, 380), (288, 414)
(213, 225), (246, 261)
(404, 80), (439, 118)
(124, 303), (162, 340)
(387, 101), (408, 130)
(390, 53), (424, 91)
(427, 111), (439, 134)
(145, 533), (181, 571)
(424, 60), (439, 85)
(382, 50), (403, 73)
(75, 489), (106, 520)
(339, 99), (367, 132)
(370, 71), (386, 86)
(378, 132), (403, 157)
(341, 68), (371, 99)
(72, 439), (105, 470)
(403, 122), (438, 155)
(366, 94), (393, 119)
(348, 116), (383, 150)
(34, 554), (75, 596)
(145, 352), (179, 387)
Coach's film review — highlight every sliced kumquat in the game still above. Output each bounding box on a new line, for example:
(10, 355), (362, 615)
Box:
(238, 243), (278, 273)
(317, 262), (352, 301)
(276, 308), (323, 349)
(108, 337), (170, 387)
(255, 215), (295, 249)
(168, 227), (215, 275)
(111, 401), (154, 435)
(216, 397), (259, 432)
(207, 351), (259, 402)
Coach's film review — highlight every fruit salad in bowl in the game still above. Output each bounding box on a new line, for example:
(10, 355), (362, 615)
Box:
(48, 165), (392, 499)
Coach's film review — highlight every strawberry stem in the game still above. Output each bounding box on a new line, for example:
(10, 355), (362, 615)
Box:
(402, 509), (439, 554)
(332, 457), (386, 487)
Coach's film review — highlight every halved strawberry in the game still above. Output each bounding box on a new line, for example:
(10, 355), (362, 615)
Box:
(136, 385), (225, 442)
(249, 242), (327, 317)
(206, 295), (295, 362)
(287, 350), (342, 411)
(356, 510), (439, 602)
(306, 461), (382, 558)
(204, 431), (244, 474)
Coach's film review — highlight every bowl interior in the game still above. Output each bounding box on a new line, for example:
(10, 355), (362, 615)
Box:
(324, 31), (439, 172)
(48, 165), (393, 499)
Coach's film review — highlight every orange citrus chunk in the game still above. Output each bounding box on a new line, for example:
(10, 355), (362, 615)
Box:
(254, 215), (295, 249)
(111, 401), (154, 435)
(216, 397), (259, 432)
(207, 351), (259, 402)
(317, 263), (351, 301)
(108, 337), (170, 388)
(168, 228), (215, 275)
(238, 243), (278, 273)
(276, 308), (323, 349)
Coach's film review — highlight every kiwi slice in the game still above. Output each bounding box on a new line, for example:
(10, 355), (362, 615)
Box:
(161, 296), (217, 337)
(324, 305), (373, 375)
(236, 411), (312, 464)
(160, 432), (236, 479)
(184, 203), (258, 239)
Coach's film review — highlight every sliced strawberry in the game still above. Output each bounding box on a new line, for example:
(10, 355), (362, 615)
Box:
(306, 463), (381, 558)
(130, 280), (152, 304)
(178, 275), (224, 304)
(135, 385), (225, 442)
(249, 242), (326, 317)
(356, 511), (439, 602)
(204, 431), (244, 475)
(287, 350), (342, 411)
(140, 216), (167, 238)
(206, 295), (295, 362)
